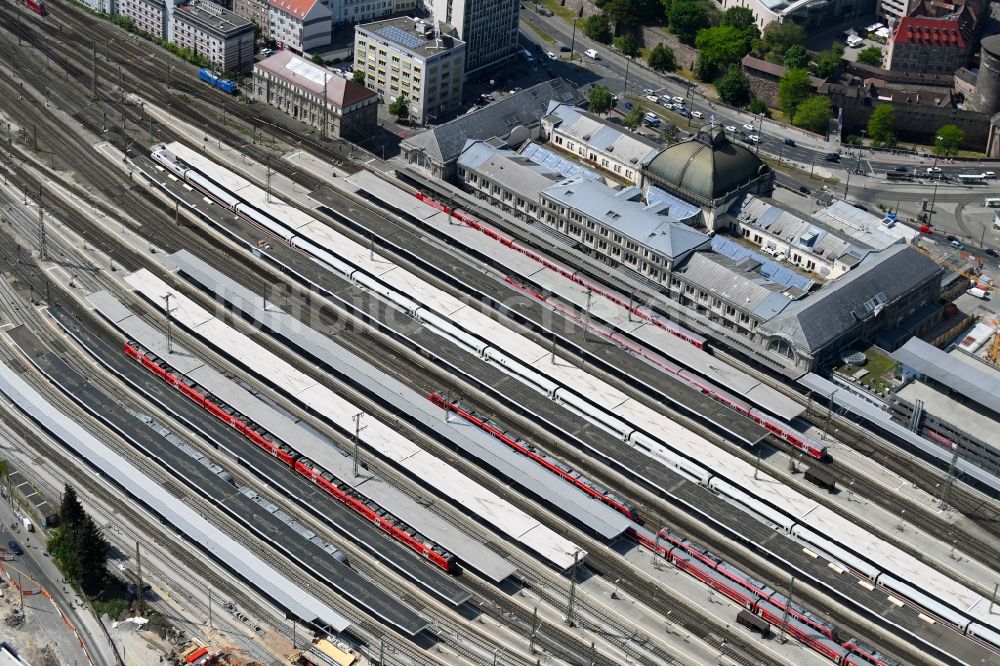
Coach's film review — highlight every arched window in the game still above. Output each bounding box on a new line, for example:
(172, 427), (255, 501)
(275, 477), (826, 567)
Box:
(767, 337), (794, 359)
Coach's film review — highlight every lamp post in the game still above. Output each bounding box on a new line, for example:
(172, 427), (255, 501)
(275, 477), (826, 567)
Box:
(570, 17), (582, 62)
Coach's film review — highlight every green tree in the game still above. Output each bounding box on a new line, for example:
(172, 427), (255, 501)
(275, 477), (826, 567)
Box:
(812, 48), (843, 79)
(695, 26), (753, 75)
(693, 57), (719, 82)
(755, 21), (805, 61)
(647, 43), (677, 73)
(716, 67), (751, 106)
(720, 6), (756, 33)
(867, 104), (896, 146)
(389, 95), (409, 122)
(668, 1), (710, 44)
(792, 96), (831, 133)
(748, 98), (771, 117)
(856, 45), (883, 67)
(49, 487), (111, 597)
(310, 54), (325, 65)
(59, 483), (86, 530)
(782, 44), (809, 70)
(613, 34), (641, 58)
(935, 124), (965, 155)
(351, 70), (366, 84)
(583, 14), (613, 44)
(777, 68), (812, 118)
(623, 105), (645, 130)
(588, 84), (615, 115)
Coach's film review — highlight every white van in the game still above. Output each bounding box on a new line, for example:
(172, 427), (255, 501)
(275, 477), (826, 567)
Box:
(584, 49), (600, 60)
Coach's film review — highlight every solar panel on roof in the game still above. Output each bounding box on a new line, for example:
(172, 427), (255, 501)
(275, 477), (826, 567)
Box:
(520, 143), (600, 181)
(377, 25), (424, 50)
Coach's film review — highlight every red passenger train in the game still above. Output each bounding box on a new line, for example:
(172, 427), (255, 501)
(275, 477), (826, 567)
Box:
(429, 393), (639, 521)
(124, 341), (459, 572)
(22, 0), (46, 16)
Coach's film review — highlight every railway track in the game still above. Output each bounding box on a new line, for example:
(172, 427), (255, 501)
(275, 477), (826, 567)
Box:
(0, 2), (984, 660)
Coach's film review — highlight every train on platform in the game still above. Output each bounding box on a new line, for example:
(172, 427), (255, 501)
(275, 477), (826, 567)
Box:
(148, 146), (1000, 658)
(22, 0), (45, 16)
(429, 393), (639, 521)
(417, 193), (829, 462)
(123, 340), (459, 573)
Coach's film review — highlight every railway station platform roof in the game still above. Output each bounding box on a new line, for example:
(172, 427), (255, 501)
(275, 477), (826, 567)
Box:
(891, 337), (1000, 417)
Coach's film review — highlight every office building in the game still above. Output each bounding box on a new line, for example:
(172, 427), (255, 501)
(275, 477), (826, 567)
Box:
(354, 17), (465, 125)
(253, 50), (378, 139)
(427, 0), (520, 75)
(173, 0), (256, 73)
(268, 0), (332, 53)
(117, 0), (168, 38)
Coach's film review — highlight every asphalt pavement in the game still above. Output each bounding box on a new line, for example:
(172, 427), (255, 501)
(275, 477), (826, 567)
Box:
(517, 8), (1000, 174)
(0, 494), (111, 664)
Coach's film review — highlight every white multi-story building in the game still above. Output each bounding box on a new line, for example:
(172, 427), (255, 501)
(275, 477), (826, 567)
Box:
(268, 0), (332, 53)
(354, 17), (466, 125)
(117, 0), (168, 38)
(173, 0), (255, 72)
(427, 0), (519, 75)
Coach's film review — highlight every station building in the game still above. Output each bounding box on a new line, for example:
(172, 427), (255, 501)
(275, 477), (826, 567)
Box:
(354, 17), (466, 126)
(252, 50), (378, 140)
(540, 102), (660, 187)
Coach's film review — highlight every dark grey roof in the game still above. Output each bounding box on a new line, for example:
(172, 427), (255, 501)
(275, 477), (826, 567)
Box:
(644, 128), (769, 203)
(891, 338), (1000, 416)
(678, 252), (796, 319)
(760, 246), (942, 352)
(401, 79), (580, 165)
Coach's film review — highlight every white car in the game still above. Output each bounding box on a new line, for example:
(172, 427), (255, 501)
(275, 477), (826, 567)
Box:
(643, 88), (656, 96)
(672, 96), (683, 104)
(645, 95), (660, 103)
(661, 102), (674, 109)
(546, 51), (557, 60)
(691, 110), (703, 118)
(743, 123), (755, 131)
(724, 125), (737, 133)
(747, 134), (760, 143)
(927, 166), (942, 173)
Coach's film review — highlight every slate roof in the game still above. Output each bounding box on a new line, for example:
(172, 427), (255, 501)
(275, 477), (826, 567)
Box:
(542, 176), (711, 262)
(458, 140), (563, 200)
(892, 338), (1000, 416)
(759, 245), (942, 352)
(545, 102), (660, 168)
(401, 79), (580, 165)
(677, 252), (797, 320)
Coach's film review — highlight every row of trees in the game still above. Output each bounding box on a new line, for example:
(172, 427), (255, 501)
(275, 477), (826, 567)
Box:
(48, 485), (111, 597)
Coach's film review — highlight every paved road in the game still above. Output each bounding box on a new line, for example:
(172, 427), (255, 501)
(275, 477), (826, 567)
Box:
(518, 9), (1000, 174)
(0, 495), (114, 665)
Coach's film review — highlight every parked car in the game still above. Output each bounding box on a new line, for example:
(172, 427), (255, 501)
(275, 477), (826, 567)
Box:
(691, 110), (703, 118)
(643, 112), (661, 126)
(677, 108), (690, 117)
(643, 88), (656, 96)
(546, 51), (557, 60)
(783, 138), (795, 146)
(7, 541), (23, 556)
(645, 95), (660, 103)
(946, 234), (958, 241)
(623, 102), (633, 110)
(672, 96), (683, 104)
(536, 4), (554, 15)
(986, 248), (999, 257)
(798, 185), (811, 194)
(952, 240), (964, 249)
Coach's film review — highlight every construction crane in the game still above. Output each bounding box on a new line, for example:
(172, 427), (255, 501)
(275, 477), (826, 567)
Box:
(913, 244), (985, 286)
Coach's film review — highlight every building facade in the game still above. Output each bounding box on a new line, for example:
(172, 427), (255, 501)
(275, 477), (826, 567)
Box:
(253, 50), (378, 139)
(173, 0), (256, 73)
(268, 0), (332, 53)
(427, 0), (519, 75)
(884, 13), (976, 73)
(541, 102), (659, 186)
(233, 0), (270, 32)
(354, 18), (465, 125)
(457, 141), (563, 221)
(722, 0), (872, 31)
(117, 0), (168, 38)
